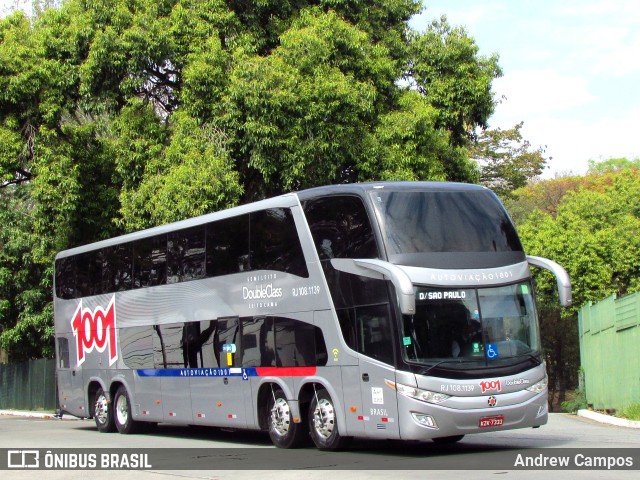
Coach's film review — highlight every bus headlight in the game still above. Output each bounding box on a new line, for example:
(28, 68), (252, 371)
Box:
(386, 380), (450, 404)
(526, 377), (548, 394)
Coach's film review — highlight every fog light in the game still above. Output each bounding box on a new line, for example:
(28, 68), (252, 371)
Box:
(411, 412), (438, 429)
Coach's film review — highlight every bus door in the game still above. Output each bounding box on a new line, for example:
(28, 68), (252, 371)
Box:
(190, 317), (248, 428)
(356, 304), (400, 438)
(152, 323), (194, 423)
(56, 335), (85, 416)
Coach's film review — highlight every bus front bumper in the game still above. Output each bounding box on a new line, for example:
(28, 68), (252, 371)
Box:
(397, 391), (548, 441)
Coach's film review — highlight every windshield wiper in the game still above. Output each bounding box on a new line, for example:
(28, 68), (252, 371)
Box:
(514, 353), (542, 366)
(418, 358), (482, 376)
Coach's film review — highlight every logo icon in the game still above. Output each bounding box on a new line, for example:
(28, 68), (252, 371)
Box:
(7, 450), (39, 469)
(479, 379), (502, 394)
(71, 296), (117, 366)
(487, 396), (497, 407)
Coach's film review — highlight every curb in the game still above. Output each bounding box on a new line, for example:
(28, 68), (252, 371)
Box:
(0, 410), (82, 421)
(577, 409), (640, 429)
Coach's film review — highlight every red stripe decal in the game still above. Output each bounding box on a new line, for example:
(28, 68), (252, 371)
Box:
(255, 367), (317, 377)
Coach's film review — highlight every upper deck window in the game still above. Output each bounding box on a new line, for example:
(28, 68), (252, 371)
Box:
(371, 190), (522, 254)
(369, 189), (524, 268)
(303, 195), (378, 260)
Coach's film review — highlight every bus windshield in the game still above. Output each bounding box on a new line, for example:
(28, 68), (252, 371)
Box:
(369, 190), (524, 269)
(402, 283), (540, 368)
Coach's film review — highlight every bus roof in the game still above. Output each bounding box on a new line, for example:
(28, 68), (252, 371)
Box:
(55, 181), (488, 259)
(296, 181), (487, 201)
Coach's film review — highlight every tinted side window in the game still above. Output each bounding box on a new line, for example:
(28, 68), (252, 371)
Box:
(55, 256), (76, 299)
(337, 308), (357, 351)
(121, 326), (154, 369)
(303, 196), (378, 259)
(133, 235), (167, 288)
(217, 317), (240, 368)
(181, 320), (218, 368)
(337, 304), (395, 365)
(168, 226), (206, 284)
(152, 323), (183, 368)
(241, 317), (275, 367)
(57, 337), (69, 369)
(250, 209), (308, 277)
(206, 215), (250, 276)
(199, 320), (221, 368)
(76, 251), (103, 297)
(103, 243), (133, 293)
(240, 316), (327, 367)
(356, 304), (394, 365)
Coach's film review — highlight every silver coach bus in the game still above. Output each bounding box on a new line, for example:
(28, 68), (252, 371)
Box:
(54, 182), (571, 449)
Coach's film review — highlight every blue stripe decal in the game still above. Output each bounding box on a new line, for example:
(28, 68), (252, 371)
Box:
(137, 368), (257, 378)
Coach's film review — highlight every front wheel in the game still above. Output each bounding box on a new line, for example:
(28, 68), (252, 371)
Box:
(94, 387), (115, 433)
(267, 388), (307, 448)
(308, 388), (345, 450)
(113, 385), (140, 434)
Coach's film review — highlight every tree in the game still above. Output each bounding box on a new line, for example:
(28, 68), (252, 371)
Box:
(0, 0), (503, 358)
(407, 16), (502, 146)
(472, 122), (548, 197)
(587, 156), (640, 174)
(514, 168), (640, 406)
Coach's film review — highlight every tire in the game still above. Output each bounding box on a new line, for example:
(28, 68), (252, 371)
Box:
(113, 385), (140, 434)
(432, 435), (465, 444)
(94, 387), (116, 433)
(267, 388), (307, 448)
(308, 388), (345, 450)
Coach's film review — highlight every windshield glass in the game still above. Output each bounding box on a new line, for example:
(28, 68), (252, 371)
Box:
(402, 283), (540, 368)
(370, 190), (522, 254)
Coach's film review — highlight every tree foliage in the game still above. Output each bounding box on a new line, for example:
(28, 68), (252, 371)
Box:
(473, 122), (548, 197)
(508, 162), (640, 406)
(0, 0), (504, 359)
(407, 17), (502, 146)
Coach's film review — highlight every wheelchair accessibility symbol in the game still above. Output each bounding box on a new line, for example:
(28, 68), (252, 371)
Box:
(486, 344), (499, 359)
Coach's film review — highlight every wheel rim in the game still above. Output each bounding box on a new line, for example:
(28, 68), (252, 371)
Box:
(116, 393), (128, 426)
(312, 398), (335, 440)
(270, 397), (292, 438)
(94, 393), (109, 425)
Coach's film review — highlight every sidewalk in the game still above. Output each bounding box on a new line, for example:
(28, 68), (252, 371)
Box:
(577, 409), (640, 429)
(0, 409), (82, 420)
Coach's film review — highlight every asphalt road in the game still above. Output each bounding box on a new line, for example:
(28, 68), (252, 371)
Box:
(0, 412), (639, 479)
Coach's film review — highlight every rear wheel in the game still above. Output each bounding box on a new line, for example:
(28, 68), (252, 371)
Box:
(113, 385), (140, 434)
(267, 388), (307, 448)
(308, 388), (345, 450)
(94, 387), (115, 433)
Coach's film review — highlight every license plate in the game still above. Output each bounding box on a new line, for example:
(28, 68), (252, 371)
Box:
(479, 415), (504, 428)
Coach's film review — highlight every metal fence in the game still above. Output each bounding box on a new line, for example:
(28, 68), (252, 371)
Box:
(0, 358), (57, 411)
(578, 292), (640, 411)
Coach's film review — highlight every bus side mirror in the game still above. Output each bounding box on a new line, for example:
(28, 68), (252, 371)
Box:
(526, 255), (572, 307)
(331, 259), (416, 315)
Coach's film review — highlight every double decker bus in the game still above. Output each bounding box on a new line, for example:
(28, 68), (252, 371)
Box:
(54, 182), (571, 449)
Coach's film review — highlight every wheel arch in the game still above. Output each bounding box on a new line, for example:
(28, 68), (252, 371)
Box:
(256, 379), (293, 430)
(300, 379), (348, 436)
(86, 378), (108, 418)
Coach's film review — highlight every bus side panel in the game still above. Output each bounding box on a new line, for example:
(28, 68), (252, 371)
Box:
(311, 309), (362, 438)
(132, 374), (164, 421)
(55, 299), (88, 417)
(339, 365), (366, 437)
(57, 364), (86, 417)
